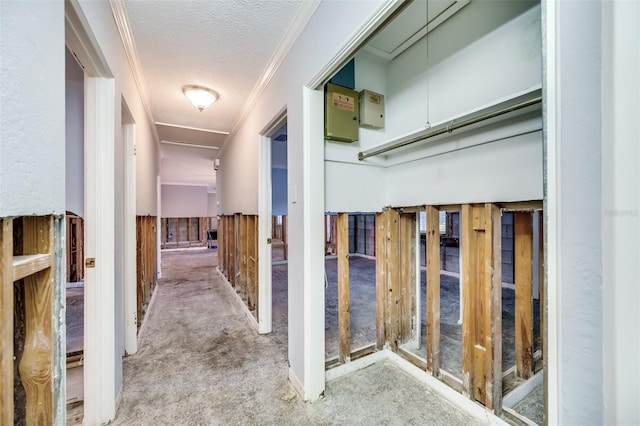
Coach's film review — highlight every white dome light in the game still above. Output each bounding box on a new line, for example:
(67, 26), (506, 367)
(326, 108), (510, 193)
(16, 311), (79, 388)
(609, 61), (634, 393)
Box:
(183, 85), (218, 112)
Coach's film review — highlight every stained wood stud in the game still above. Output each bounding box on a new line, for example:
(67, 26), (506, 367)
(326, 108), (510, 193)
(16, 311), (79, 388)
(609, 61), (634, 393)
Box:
(426, 206), (441, 376)
(461, 204), (502, 412)
(399, 213), (416, 344)
(20, 216), (54, 425)
(1, 218), (14, 426)
(386, 209), (400, 351)
(375, 211), (387, 349)
(337, 212), (350, 363)
(514, 211), (534, 380)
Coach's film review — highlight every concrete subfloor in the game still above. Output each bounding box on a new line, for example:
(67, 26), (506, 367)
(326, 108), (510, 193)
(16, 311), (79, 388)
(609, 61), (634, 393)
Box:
(66, 286), (84, 355)
(113, 248), (479, 425)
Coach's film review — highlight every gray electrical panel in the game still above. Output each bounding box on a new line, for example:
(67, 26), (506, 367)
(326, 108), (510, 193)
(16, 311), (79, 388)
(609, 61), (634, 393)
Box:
(359, 89), (385, 129)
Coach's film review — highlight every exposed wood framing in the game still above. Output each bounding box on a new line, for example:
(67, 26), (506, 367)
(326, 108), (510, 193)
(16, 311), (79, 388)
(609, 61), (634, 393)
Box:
(461, 204), (502, 413)
(20, 216), (54, 425)
(386, 209), (400, 351)
(399, 213), (416, 344)
(240, 214), (248, 296)
(65, 213), (84, 283)
(160, 217), (213, 249)
(219, 214), (259, 317)
(136, 216), (157, 329)
(1, 218), (14, 426)
(218, 217), (225, 272)
(337, 212), (350, 363)
(514, 212), (534, 379)
(498, 200), (543, 211)
(426, 205), (441, 376)
(375, 209), (401, 351)
(375, 211), (386, 349)
(247, 215), (258, 312)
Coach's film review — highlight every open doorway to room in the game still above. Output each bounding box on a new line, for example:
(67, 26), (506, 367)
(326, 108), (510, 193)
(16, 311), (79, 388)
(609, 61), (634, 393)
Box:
(64, 45), (86, 424)
(270, 121), (289, 341)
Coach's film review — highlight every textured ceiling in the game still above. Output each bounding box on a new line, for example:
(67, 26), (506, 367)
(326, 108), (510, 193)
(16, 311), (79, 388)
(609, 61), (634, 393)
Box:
(121, 0), (308, 192)
(124, 0), (305, 133)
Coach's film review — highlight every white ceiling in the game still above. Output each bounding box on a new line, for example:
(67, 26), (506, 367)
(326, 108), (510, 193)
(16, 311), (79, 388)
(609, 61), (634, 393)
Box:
(121, 0), (314, 192)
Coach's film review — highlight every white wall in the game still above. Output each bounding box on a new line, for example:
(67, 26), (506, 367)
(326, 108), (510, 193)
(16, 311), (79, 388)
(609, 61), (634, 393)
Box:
(66, 47), (85, 217)
(207, 192), (217, 218)
(161, 184), (209, 218)
(601, 1), (640, 424)
(0, 1), (66, 216)
(324, 3), (542, 211)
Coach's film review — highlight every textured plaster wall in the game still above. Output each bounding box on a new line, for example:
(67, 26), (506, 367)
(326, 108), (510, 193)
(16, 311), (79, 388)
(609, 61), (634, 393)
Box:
(0, 1), (66, 216)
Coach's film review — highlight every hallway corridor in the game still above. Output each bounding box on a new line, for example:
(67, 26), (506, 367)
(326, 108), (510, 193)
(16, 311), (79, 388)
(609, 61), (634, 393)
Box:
(112, 249), (478, 425)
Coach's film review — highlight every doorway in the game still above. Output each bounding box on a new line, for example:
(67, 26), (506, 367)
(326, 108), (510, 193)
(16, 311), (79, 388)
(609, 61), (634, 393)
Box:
(258, 111), (287, 334)
(64, 45), (85, 424)
(270, 121), (289, 339)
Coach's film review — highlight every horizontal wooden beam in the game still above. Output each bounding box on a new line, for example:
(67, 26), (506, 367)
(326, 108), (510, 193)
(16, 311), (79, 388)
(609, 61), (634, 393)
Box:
(499, 200), (543, 211)
(12, 254), (52, 282)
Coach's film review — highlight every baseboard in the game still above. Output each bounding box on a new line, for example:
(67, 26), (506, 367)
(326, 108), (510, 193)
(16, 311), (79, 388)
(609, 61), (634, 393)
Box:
(289, 367), (305, 400)
(216, 268), (259, 331)
(325, 349), (388, 381)
(137, 282), (158, 346)
(385, 351), (509, 426)
(503, 370), (543, 409)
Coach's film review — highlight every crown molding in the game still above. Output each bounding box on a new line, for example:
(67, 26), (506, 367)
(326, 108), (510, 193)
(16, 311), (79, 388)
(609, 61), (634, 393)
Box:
(222, 0), (321, 154)
(109, 0), (160, 144)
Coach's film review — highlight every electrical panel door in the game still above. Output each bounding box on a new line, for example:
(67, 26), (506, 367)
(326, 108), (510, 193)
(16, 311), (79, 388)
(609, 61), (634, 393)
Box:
(325, 83), (359, 143)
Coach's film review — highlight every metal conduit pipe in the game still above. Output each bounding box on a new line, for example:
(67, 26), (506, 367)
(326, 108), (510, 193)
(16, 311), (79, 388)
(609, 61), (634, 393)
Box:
(357, 96), (542, 161)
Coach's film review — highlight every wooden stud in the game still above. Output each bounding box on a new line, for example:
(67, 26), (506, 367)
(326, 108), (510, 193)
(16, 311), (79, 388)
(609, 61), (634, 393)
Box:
(20, 216), (54, 425)
(487, 204), (502, 413)
(399, 213), (416, 344)
(426, 205), (441, 376)
(253, 215), (259, 316)
(375, 211), (386, 349)
(218, 217), (224, 271)
(240, 215), (248, 296)
(337, 212), (350, 363)
(1, 218), (14, 426)
(514, 212), (534, 380)
(386, 209), (400, 351)
(247, 216), (257, 311)
(461, 204), (502, 412)
(461, 204), (476, 400)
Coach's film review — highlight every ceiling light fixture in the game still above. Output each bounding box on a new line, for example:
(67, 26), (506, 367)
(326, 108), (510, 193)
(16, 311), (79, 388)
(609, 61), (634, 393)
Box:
(183, 85), (218, 112)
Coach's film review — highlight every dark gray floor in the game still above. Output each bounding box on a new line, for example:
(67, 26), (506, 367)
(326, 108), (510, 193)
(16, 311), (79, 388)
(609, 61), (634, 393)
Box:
(66, 286), (84, 355)
(113, 249), (479, 425)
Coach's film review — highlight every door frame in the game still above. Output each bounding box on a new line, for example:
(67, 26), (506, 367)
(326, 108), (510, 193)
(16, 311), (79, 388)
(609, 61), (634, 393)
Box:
(121, 100), (137, 355)
(257, 109), (287, 334)
(66, 2), (117, 423)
